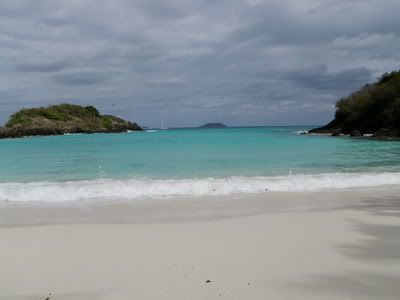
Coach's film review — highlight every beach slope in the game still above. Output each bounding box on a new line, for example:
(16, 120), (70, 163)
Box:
(0, 190), (399, 299)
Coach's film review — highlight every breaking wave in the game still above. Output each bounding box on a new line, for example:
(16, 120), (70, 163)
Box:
(1, 172), (400, 203)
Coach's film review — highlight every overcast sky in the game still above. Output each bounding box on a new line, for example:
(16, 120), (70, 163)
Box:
(0, 0), (399, 127)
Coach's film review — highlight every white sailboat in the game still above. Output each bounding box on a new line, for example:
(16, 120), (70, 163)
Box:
(161, 119), (168, 130)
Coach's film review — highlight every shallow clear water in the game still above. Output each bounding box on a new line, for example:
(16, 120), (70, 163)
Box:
(1, 127), (400, 202)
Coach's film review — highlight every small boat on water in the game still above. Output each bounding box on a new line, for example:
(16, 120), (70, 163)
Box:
(161, 119), (168, 130)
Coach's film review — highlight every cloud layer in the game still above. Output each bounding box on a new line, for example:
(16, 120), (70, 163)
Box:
(0, 0), (399, 127)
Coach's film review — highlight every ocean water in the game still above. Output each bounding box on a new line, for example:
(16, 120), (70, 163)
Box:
(1, 126), (400, 202)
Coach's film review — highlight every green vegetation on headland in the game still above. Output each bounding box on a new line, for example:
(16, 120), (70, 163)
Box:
(310, 71), (400, 138)
(0, 103), (142, 138)
(200, 123), (227, 128)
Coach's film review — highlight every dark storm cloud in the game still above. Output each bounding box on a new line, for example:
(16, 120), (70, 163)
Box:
(280, 65), (372, 91)
(0, 0), (399, 127)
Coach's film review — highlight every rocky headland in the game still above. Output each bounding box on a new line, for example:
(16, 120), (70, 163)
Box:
(309, 70), (400, 138)
(0, 104), (142, 139)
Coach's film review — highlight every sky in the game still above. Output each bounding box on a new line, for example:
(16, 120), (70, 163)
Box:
(0, 0), (399, 128)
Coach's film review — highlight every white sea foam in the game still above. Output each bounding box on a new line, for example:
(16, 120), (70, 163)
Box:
(1, 172), (400, 203)
(293, 130), (308, 135)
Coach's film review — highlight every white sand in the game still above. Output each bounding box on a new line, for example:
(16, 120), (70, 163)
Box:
(0, 190), (400, 299)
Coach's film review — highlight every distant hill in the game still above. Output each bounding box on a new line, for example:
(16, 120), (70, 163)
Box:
(310, 71), (400, 137)
(200, 123), (227, 128)
(0, 103), (142, 138)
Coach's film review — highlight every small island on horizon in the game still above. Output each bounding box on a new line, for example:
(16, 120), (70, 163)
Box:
(310, 70), (400, 138)
(0, 103), (142, 139)
(199, 122), (227, 128)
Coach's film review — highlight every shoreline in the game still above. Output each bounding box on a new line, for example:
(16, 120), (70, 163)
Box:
(2, 174), (400, 203)
(1, 188), (399, 227)
(0, 129), (144, 140)
(308, 132), (400, 141)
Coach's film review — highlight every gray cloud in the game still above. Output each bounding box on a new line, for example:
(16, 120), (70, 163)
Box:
(51, 70), (111, 86)
(16, 60), (70, 73)
(0, 0), (399, 127)
(279, 65), (372, 91)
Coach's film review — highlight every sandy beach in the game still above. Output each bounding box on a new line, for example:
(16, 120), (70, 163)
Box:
(0, 189), (400, 299)
(1, 0), (400, 298)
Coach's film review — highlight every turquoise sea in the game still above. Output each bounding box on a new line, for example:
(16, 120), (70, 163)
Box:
(1, 127), (400, 202)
